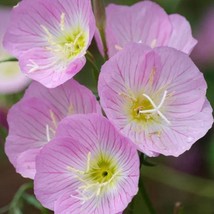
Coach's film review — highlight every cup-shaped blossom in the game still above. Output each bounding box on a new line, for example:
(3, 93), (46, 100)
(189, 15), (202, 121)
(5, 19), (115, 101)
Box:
(0, 7), (29, 94)
(95, 1), (197, 58)
(98, 43), (213, 157)
(5, 79), (101, 179)
(35, 114), (139, 214)
(3, 0), (96, 88)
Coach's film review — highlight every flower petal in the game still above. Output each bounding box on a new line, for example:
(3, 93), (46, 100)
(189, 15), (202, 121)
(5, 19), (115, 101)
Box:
(105, 1), (172, 57)
(168, 14), (197, 54)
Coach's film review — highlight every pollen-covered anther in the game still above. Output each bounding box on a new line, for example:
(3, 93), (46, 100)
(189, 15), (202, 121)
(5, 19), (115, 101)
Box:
(115, 44), (123, 51)
(60, 13), (65, 31)
(151, 39), (157, 48)
(119, 92), (137, 102)
(139, 90), (170, 124)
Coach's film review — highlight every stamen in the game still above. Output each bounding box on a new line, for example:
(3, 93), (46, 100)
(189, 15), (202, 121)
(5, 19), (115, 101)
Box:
(67, 152), (119, 203)
(115, 44), (123, 51)
(68, 104), (74, 115)
(73, 32), (83, 45)
(60, 13), (65, 31)
(67, 152), (91, 175)
(151, 39), (157, 48)
(149, 67), (156, 86)
(46, 125), (51, 142)
(26, 59), (57, 73)
(41, 25), (54, 43)
(67, 166), (85, 175)
(119, 92), (137, 102)
(50, 110), (57, 128)
(139, 90), (170, 124)
(86, 152), (91, 173)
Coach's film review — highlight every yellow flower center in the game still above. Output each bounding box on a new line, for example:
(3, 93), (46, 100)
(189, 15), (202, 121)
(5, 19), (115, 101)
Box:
(88, 155), (117, 184)
(123, 90), (170, 124)
(67, 152), (119, 203)
(131, 96), (154, 122)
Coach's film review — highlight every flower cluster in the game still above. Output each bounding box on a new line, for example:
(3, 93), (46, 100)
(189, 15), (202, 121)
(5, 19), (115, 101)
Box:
(3, 0), (213, 213)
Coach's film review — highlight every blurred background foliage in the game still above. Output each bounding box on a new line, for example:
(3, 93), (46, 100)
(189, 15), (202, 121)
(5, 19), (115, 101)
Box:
(0, 0), (214, 214)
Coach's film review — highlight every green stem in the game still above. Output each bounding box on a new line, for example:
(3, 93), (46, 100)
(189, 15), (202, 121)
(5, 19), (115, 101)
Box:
(0, 57), (18, 63)
(142, 164), (214, 199)
(0, 205), (10, 214)
(139, 176), (156, 214)
(9, 182), (33, 213)
(86, 51), (100, 84)
(92, 0), (108, 60)
(139, 153), (156, 214)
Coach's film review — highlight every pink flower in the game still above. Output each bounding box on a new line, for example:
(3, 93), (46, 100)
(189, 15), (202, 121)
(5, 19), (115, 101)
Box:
(3, 0), (95, 88)
(95, 1), (197, 57)
(0, 7), (29, 94)
(34, 114), (139, 214)
(5, 80), (101, 179)
(98, 43), (213, 157)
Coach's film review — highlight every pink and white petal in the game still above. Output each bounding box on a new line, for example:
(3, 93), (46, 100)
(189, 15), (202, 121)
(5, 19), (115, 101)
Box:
(105, 1), (172, 57)
(19, 48), (86, 88)
(54, 194), (100, 214)
(0, 61), (30, 94)
(24, 79), (101, 122)
(121, 121), (160, 157)
(5, 98), (55, 178)
(99, 43), (152, 95)
(3, 0), (57, 56)
(16, 148), (41, 179)
(54, 187), (132, 214)
(56, 114), (104, 149)
(34, 137), (92, 210)
(153, 47), (207, 117)
(147, 99), (213, 156)
(168, 14), (197, 55)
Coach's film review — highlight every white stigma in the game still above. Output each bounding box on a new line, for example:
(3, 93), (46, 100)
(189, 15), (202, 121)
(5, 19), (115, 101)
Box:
(139, 90), (170, 124)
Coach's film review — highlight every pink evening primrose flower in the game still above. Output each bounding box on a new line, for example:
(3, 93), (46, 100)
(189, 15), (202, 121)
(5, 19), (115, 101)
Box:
(34, 114), (139, 214)
(98, 43), (213, 157)
(3, 0), (96, 88)
(5, 79), (101, 179)
(95, 1), (197, 58)
(0, 7), (29, 94)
